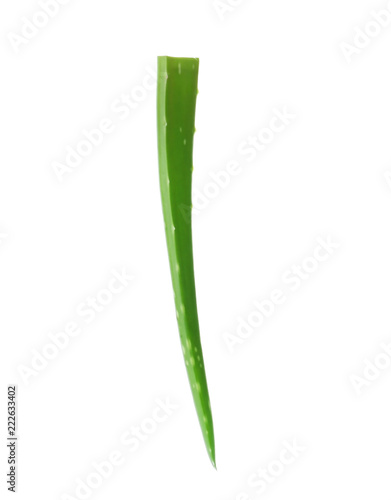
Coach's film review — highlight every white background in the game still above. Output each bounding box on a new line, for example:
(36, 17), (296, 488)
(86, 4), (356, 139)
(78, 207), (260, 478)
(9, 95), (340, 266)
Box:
(1, 0), (391, 499)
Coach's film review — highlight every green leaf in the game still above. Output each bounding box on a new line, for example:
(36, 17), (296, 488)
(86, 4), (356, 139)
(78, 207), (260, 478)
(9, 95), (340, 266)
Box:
(157, 56), (216, 468)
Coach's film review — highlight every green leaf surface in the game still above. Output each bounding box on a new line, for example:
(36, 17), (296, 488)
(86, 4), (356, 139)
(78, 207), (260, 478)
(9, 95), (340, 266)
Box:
(157, 56), (216, 468)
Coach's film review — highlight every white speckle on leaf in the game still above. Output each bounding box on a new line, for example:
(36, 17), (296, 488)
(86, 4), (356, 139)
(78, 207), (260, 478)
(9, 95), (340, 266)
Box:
(178, 63), (181, 74)
(183, 139), (187, 145)
(190, 357), (195, 366)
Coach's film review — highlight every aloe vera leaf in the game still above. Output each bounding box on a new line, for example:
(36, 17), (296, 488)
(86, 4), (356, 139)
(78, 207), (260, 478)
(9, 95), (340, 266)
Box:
(157, 56), (216, 468)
